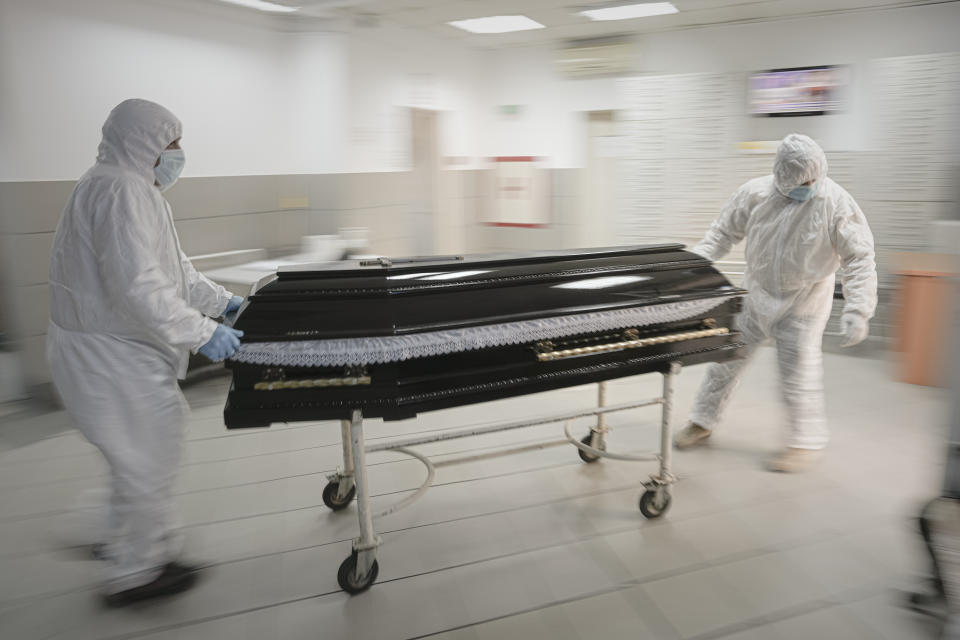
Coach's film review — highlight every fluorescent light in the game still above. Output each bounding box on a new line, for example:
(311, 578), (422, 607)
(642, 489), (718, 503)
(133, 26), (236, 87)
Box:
(218, 0), (299, 13)
(579, 2), (678, 21)
(448, 15), (545, 34)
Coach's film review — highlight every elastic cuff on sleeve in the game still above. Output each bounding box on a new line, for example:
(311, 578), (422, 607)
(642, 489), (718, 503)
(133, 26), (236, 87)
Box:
(191, 318), (219, 353)
(216, 291), (235, 317)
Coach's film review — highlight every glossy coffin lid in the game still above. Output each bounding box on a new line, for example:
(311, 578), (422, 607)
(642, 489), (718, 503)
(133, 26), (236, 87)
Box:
(229, 244), (744, 368)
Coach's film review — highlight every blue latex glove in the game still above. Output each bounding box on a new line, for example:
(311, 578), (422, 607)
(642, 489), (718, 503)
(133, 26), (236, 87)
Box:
(224, 295), (244, 315)
(198, 325), (244, 362)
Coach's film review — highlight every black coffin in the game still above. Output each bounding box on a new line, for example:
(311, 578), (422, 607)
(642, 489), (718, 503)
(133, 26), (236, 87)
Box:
(223, 245), (747, 428)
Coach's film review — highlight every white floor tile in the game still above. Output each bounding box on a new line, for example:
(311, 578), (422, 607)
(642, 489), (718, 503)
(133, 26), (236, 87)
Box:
(778, 534), (897, 600)
(714, 625), (779, 640)
(434, 588), (671, 640)
(844, 593), (941, 640)
(667, 510), (765, 564)
(0, 349), (950, 640)
(765, 605), (879, 640)
(601, 521), (707, 581)
(0, 552), (95, 603)
(8, 538), (630, 640)
(712, 551), (825, 619)
(638, 565), (754, 638)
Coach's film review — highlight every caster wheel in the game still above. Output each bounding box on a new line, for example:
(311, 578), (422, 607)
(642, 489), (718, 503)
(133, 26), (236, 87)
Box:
(578, 433), (605, 463)
(322, 481), (356, 511)
(337, 552), (379, 594)
(639, 489), (671, 519)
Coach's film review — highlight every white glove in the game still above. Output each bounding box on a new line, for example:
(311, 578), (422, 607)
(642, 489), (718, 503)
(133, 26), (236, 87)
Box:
(840, 313), (869, 347)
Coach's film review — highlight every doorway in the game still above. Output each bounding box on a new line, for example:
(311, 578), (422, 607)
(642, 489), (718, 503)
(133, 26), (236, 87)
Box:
(579, 110), (619, 248)
(410, 108), (439, 255)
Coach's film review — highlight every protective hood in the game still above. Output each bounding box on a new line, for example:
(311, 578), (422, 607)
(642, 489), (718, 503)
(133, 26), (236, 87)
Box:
(772, 133), (828, 196)
(96, 99), (182, 183)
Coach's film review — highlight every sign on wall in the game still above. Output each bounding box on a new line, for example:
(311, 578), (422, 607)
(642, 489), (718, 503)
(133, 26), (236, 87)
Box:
(485, 156), (549, 227)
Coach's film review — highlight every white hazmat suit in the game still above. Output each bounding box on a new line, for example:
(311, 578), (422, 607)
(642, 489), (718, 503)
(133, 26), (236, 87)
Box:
(688, 134), (877, 450)
(47, 99), (234, 593)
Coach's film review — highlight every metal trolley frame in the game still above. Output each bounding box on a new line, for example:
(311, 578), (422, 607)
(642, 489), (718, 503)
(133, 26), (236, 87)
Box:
(323, 362), (682, 594)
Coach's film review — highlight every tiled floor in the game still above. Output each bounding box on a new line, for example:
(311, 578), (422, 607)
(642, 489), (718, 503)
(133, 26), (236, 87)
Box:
(0, 346), (950, 639)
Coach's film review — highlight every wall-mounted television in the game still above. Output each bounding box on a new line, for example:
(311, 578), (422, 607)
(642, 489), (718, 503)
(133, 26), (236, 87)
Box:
(749, 65), (847, 116)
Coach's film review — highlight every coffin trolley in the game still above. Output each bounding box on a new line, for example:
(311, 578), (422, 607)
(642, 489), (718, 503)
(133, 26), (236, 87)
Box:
(223, 245), (747, 593)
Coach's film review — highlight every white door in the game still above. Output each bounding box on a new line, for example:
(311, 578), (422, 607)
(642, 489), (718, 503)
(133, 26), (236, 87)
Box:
(579, 111), (619, 248)
(410, 108), (438, 256)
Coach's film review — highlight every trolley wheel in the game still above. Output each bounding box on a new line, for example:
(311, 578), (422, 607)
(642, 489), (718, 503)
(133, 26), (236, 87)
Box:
(322, 481), (356, 511)
(337, 552), (379, 594)
(639, 488), (671, 519)
(578, 432), (605, 464)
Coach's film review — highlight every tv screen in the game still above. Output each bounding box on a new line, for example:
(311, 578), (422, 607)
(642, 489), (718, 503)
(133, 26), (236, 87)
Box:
(749, 65), (846, 116)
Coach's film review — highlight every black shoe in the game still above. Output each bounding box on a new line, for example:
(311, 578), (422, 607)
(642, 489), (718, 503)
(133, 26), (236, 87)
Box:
(102, 562), (201, 607)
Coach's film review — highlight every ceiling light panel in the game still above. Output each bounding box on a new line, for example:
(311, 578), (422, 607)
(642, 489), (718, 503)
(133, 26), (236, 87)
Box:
(448, 15), (546, 34)
(218, 0), (300, 13)
(579, 2), (678, 21)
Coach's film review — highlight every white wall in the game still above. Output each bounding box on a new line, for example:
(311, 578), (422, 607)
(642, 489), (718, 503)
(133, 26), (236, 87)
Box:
(345, 23), (485, 172)
(0, 0), (348, 181)
(482, 1), (960, 166)
(0, 0), (489, 180)
(480, 46), (623, 168)
(6, 1), (957, 180)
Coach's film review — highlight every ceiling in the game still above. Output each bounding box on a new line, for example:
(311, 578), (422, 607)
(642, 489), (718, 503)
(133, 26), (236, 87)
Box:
(225, 0), (954, 47)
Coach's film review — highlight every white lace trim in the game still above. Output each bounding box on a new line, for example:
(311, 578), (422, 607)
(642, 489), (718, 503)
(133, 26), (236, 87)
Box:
(232, 297), (728, 367)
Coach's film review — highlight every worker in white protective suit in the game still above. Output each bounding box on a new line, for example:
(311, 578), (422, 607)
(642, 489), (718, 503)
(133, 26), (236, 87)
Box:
(673, 133), (877, 473)
(47, 99), (245, 605)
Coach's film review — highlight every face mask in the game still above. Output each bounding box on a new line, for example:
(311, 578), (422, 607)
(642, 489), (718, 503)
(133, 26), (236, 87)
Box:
(787, 183), (817, 202)
(154, 148), (185, 192)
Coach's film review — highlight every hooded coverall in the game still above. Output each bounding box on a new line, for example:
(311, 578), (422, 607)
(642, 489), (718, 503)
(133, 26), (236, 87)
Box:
(47, 99), (233, 592)
(688, 134), (878, 449)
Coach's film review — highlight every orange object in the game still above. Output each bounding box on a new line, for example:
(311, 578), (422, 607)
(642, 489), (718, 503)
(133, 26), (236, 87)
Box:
(893, 253), (959, 387)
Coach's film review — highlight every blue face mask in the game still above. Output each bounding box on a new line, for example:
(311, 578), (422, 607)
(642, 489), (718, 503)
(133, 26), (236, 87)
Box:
(787, 182), (817, 202)
(154, 148), (185, 192)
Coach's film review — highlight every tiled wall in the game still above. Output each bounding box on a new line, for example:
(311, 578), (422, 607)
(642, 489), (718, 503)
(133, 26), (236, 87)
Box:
(0, 180), (76, 393)
(0, 170), (491, 391)
(436, 169), (484, 255)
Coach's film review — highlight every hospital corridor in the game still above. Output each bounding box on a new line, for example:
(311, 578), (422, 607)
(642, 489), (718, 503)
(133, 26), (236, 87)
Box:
(1, 0), (959, 638)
